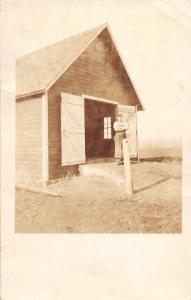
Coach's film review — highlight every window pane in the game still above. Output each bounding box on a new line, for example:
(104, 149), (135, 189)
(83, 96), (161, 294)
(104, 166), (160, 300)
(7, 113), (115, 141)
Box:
(108, 128), (112, 139)
(104, 129), (108, 139)
(104, 117), (112, 138)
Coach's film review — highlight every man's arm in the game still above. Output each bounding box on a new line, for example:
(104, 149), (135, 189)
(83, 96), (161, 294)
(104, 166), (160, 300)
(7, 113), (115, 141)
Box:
(113, 121), (120, 131)
(114, 121), (128, 131)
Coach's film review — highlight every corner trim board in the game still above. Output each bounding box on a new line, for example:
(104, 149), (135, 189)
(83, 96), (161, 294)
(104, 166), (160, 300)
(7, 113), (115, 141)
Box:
(42, 92), (49, 182)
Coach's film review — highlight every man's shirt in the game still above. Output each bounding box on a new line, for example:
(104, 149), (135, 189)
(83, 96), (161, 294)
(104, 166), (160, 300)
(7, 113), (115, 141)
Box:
(113, 120), (128, 132)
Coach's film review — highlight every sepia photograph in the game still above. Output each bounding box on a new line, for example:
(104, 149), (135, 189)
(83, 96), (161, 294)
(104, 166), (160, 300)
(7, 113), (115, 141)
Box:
(1, 1), (191, 300)
(14, 2), (182, 234)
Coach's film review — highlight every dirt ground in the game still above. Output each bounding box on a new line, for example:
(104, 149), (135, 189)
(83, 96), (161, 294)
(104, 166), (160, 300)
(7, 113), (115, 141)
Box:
(15, 160), (182, 233)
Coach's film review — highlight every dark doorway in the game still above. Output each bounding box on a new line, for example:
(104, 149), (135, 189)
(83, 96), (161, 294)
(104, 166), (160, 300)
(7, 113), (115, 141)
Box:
(85, 98), (117, 159)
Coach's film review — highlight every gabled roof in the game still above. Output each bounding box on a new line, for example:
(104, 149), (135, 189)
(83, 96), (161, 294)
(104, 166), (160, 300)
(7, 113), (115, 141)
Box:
(16, 24), (106, 97)
(16, 23), (144, 110)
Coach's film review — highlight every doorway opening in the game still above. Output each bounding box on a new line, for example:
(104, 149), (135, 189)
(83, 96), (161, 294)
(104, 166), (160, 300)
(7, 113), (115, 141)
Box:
(84, 98), (117, 161)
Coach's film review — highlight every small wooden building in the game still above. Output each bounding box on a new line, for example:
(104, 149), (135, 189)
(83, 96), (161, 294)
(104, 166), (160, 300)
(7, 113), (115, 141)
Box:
(16, 23), (144, 184)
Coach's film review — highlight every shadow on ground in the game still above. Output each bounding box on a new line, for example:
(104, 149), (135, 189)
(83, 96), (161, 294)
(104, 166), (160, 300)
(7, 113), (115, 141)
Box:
(15, 160), (182, 233)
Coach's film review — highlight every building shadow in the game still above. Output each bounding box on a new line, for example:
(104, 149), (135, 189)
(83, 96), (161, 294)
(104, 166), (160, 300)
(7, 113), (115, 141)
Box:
(133, 176), (171, 194)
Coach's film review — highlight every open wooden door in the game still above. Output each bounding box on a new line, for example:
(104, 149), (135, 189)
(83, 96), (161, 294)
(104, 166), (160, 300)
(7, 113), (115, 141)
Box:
(118, 104), (138, 159)
(61, 92), (86, 166)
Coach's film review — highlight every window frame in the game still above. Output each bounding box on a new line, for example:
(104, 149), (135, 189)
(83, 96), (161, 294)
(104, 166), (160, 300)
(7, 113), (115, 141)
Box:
(103, 116), (112, 140)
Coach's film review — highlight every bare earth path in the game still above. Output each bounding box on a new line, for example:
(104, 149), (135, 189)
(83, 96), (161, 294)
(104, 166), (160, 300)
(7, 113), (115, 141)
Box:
(15, 161), (181, 233)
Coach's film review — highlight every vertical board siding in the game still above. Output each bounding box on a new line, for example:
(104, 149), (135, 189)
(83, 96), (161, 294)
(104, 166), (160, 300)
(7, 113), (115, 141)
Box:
(16, 96), (43, 182)
(48, 29), (138, 179)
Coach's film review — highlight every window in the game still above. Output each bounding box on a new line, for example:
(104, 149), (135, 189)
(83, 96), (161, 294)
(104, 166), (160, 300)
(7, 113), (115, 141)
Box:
(104, 117), (112, 139)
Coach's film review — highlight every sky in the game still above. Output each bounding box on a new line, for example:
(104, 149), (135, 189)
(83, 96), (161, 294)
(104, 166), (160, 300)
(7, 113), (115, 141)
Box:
(1, 0), (189, 146)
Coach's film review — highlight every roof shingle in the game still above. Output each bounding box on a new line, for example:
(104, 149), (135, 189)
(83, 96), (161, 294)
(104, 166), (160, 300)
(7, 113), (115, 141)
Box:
(16, 23), (107, 96)
(16, 23), (144, 110)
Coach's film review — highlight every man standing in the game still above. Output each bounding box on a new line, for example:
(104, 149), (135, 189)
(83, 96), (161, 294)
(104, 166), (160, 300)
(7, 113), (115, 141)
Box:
(113, 114), (128, 165)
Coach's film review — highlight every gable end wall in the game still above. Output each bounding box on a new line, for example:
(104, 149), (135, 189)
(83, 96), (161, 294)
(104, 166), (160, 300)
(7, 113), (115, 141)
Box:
(48, 29), (139, 179)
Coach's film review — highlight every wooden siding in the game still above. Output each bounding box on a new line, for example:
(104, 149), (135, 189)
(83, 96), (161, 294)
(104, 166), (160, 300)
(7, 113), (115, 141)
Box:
(48, 29), (138, 179)
(16, 96), (43, 181)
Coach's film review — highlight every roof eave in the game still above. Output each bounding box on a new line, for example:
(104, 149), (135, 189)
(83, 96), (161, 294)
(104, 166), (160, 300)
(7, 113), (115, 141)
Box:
(16, 89), (46, 100)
